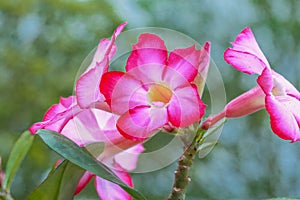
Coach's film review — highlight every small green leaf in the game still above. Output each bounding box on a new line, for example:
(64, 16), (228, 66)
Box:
(198, 119), (226, 159)
(36, 129), (146, 200)
(27, 160), (84, 200)
(3, 131), (34, 191)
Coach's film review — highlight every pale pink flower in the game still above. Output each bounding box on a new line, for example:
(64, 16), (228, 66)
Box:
(29, 22), (127, 135)
(59, 106), (144, 200)
(29, 23), (145, 200)
(100, 34), (210, 141)
(203, 27), (300, 142)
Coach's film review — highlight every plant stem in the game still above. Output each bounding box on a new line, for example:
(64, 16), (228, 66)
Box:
(0, 189), (14, 200)
(167, 128), (206, 200)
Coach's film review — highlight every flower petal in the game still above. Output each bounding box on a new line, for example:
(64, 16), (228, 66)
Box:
(198, 42), (211, 76)
(125, 63), (166, 85)
(43, 96), (75, 121)
(61, 109), (122, 146)
(167, 45), (200, 82)
(225, 86), (265, 118)
(272, 71), (300, 100)
(224, 27), (270, 75)
(95, 164), (133, 200)
(125, 33), (168, 71)
(74, 171), (94, 195)
(76, 23), (126, 108)
(101, 71), (148, 115)
(100, 71), (125, 106)
(117, 106), (168, 140)
(275, 95), (300, 128)
(29, 96), (82, 134)
(194, 41), (211, 97)
(114, 144), (144, 171)
(76, 58), (108, 108)
(257, 67), (273, 94)
(86, 22), (127, 73)
(167, 84), (205, 127)
(265, 95), (300, 142)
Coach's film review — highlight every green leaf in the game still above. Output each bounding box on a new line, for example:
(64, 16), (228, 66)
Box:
(3, 131), (34, 191)
(36, 129), (146, 200)
(198, 118), (227, 159)
(84, 142), (105, 158)
(27, 160), (84, 200)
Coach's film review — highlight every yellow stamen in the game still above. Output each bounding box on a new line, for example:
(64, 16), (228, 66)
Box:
(148, 84), (173, 105)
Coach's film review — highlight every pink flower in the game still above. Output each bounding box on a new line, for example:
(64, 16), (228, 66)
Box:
(100, 34), (210, 141)
(29, 22), (127, 135)
(257, 68), (300, 141)
(29, 23), (145, 200)
(36, 96), (144, 200)
(203, 27), (300, 142)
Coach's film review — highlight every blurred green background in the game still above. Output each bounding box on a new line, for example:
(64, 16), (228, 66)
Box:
(1, 0), (300, 199)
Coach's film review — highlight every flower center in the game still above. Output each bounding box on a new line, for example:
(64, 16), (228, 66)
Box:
(271, 77), (286, 96)
(147, 83), (173, 106)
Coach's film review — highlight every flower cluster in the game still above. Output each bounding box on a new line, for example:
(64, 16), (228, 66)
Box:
(30, 23), (299, 199)
(30, 23), (145, 200)
(30, 23), (210, 199)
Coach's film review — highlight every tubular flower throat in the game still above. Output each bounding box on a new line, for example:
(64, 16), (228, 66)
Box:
(147, 83), (173, 106)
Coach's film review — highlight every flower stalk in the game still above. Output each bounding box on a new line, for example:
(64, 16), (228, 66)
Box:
(167, 128), (206, 200)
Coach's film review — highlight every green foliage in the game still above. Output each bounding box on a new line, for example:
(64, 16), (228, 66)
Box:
(2, 131), (34, 192)
(36, 129), (146, 200)
(27, 160), (85, 200)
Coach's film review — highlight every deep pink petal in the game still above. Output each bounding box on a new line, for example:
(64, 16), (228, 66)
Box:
(224, 49), (268, 75)
(101, 71), (148, 115)
(114, 144), (144, 171)
(95, 164), (133, 200)
(75, 171), (94, 195)
(257, 67), (273, 94)
(167, 84), (206, 127)
(29, 96), (82, 134)
(224, 27), (270, 75)
(265, 95), (300, 142)
(225, 86), (265, 118)
(43, 96), (75, 121)
(100, 71), (125, 106)
(125, 33), (168, 71)
(117, 106), (168, 141)
(168, 45), (200, 82)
